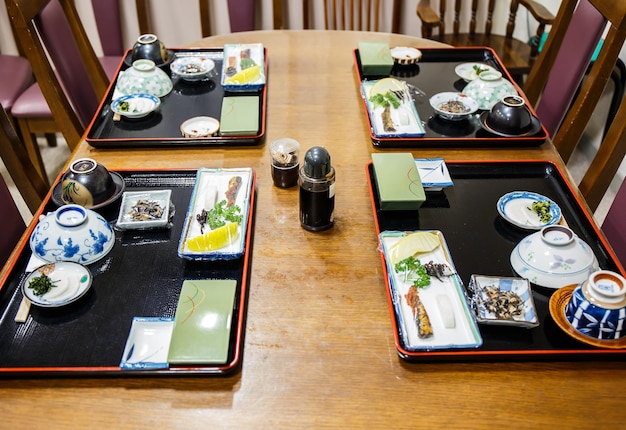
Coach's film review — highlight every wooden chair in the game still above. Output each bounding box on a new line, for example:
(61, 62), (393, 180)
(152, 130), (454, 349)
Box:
(0, 49), (33, 129)
(416, 0), (555, 83)
(5, 0), (110, 183)
(274, 0), (401, 32)
(523, 0), (626, 211)
(136, 0), (257, 37)
(0, 102), (48, 214)
(602, 176), (626, 267)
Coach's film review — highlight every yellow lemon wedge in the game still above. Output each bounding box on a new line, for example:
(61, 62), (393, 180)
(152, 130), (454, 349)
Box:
(186, 222), (239, 252)
(388, 231), (440, 264)
(225, 65), (262, 84)
(369, 77), (405, 97)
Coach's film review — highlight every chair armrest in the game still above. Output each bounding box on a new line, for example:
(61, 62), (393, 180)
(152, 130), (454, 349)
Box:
(417, 1), (440, 26)
(520, 0), (555, 24)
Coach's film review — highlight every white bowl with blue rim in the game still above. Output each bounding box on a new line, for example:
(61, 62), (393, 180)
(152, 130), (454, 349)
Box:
(170, 55), (215, 81)
(497, 191), (561, 230)
(429, 92), (478, 121)
(111, 93), (160, 119)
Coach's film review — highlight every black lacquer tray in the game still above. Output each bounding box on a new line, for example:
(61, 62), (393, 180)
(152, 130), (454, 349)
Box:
(367, 160), (626, 361)
(85, 48), (267, 148)
(0, 169), (255, 377)
(355, 47), (549, 147)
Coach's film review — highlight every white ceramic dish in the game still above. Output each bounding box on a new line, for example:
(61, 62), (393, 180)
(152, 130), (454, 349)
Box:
(221, 43), (266, 91)
(390, 46), (422, 65)
(379, 230), (482, 351)
(120, 317), (174, 369)
(429, 92), (478, 121)
(180, 116), (220, 138)
(170, 55), (215, 81)
(116, 189), (172, 230)
(414, 158), (453, 190)
(468, 274), (539, 328)
(362, 79), (425, 138)
(454, 62), (498, 82)
(21, 262), (92, 307)
(511, 225), (599, 289)
(497, 191), (561, 230)
(111, 93), (160, 119)
(178, 167), (253, 261)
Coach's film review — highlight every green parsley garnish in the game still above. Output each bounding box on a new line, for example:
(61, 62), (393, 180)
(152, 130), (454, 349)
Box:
(28, 273), (57, 296)
(196, 199), (243, 233)
(369, 91), (402, 110)
(473, 64), (488, 76)
(394, 256), (431, 289)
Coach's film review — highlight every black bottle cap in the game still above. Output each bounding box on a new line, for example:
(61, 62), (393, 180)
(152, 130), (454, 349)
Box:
(302, 146), (331, 179)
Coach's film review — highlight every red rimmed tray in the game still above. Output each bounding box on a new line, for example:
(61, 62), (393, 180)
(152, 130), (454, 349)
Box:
(367, 160), (625, 361)
(85, 48), (267, 148)
(355, 47), (549, 147)
(0, 168), (255, 376)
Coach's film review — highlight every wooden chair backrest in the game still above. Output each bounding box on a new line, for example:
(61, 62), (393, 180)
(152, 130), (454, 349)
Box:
(274, 0), (401, 32)
(0, 102), (47, 214)
(5, 0), (109, 150)
(524, 0), (626, 210)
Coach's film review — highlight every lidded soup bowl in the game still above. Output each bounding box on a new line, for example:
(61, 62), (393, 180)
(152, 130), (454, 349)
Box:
(510, 225), (599, 289)
(30, 204), (115, 265)
(462, 70), (517, 110)
(116, 59), (173, 98)
(565, 270), (626, 340)
(61, 158), (116, 208)
(485, 95), (533, 135)
(131, 34), (171, 66)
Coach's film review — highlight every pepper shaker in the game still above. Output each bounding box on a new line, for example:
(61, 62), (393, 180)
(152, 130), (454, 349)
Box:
(299, 146), (335, 231)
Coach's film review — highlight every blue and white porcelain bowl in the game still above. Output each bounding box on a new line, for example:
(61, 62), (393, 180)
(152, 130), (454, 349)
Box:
(30, 204), (115, 265)
(115, 59), (173, 98)
(462, 70), (517, 110)
(510, 225), (599, 289)
(565, 270), (626, 340)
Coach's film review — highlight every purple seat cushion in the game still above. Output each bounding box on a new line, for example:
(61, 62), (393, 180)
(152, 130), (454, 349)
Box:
(0, 55), (34, 111)
(11, 84), (52, 118)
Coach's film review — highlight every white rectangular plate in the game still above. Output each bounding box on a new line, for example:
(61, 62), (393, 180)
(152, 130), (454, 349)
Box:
(380, 230), (482, 351)
(178, 167), (253, 260)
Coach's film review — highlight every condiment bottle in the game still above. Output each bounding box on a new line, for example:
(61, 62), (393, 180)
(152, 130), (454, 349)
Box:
(299, 146), (335, 231)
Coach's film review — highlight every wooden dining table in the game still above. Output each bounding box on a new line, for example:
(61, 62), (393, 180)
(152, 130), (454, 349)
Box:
(1, 30), (624, 428)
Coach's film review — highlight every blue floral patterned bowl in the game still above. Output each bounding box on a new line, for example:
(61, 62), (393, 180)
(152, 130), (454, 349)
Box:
(30, 204), (115, 265)
(510, 225), (599, 289)
(566, 270), (626, 340)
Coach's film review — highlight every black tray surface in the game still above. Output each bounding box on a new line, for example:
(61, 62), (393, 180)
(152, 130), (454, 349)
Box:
(368, 160), (624, 361)
(355, 47), (549, 147)
(0, 170), (254, 376)
(86, 48), (267, 148)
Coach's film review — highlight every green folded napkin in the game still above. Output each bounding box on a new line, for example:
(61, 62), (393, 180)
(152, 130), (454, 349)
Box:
(220, 96), (259, 136)
(167, 279), (237, 365)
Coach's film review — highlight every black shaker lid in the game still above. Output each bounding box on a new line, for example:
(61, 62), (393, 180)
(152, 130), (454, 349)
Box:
(303, 146), (331, 178)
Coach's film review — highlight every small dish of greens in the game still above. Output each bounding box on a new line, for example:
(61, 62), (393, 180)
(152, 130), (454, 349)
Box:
(454, 62), (498, 82)
(497, 191), (562, 230)
(21, 262), (92, 308)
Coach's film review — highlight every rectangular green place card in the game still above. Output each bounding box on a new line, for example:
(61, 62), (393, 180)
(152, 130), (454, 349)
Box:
(358, 41), (394, 76)
(167, 279), (237, 365)
(372, 153), (425, 211)
(220, 96), (259, 136)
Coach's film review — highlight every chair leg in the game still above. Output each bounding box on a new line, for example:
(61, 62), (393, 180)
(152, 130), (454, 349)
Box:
(16, 118), (50, 187)
(45, 133), (57, 147)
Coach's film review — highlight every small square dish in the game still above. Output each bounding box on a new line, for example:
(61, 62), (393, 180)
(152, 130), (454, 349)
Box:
(221, 43), (266, 92)
(120, 317), (174, 370)
(116, 189), (172, 230)
(415, 158), (453, 190)
(178, 168), (253, 261)
(468, 274), (539, 328)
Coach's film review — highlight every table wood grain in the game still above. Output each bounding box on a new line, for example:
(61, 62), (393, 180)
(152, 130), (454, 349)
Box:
(1, 31), (623, 429)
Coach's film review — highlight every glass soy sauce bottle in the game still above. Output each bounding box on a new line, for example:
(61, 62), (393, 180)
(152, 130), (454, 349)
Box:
(299, 146), (335, 231)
